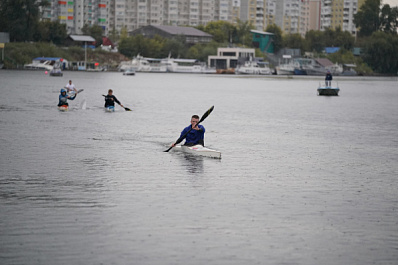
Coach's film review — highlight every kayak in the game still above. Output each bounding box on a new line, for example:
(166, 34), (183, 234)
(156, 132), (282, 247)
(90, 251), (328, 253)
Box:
(58, 105), (68, 111)
(105, 106), (115, 112)
(174, 144), (221, 159)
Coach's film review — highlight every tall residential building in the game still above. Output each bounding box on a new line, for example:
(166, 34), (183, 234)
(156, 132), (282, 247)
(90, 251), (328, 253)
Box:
(320, 0), (364, 34)
(41, 0), (110, 35)
(264, 0), (302, 34)
(300, 0), (321, 36)
(232, 0), (240, 23)
(39, 0), (364, 38)
(101, 0), (229, 32)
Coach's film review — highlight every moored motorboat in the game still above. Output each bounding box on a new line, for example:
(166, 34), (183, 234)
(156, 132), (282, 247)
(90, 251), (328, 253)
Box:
(236, 60), (271, 75)
(123, 68), (135, 75)
(50, 68), (63, 76)
(173, 144), (221, 159)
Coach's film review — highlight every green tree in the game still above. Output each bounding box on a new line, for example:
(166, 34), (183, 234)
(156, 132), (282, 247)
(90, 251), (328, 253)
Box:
(82, 24), (103, 47)
(118, 34), (167, 58)
(202, 21), (236, 43)
(235, 19), (255, 46)
(354, 0), (381, 37)
(0, 0), (49, 41)
(283, 33), (307, 52)
(118, 36), (135, 58)
(380, 4), (398, 34)
(161, 36), (188, 58)
(108, 28), (120, 43)
(324, 27), (354, 50)
(34, 20), (67, 44)
(363, 31), (398, 73)
(120, 26), (129, 40)
(305, 30), (325, 52)
(265, 24), (283, 52)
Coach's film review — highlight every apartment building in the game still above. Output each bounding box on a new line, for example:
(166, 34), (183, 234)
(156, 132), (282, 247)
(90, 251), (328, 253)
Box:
(39, 0), (363, 37)
(300, 0), (321, 36)
(41, 0), (110, 35)
(320, 0), (365, 34)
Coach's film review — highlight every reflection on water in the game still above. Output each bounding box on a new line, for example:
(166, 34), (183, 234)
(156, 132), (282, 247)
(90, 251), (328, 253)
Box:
(0, 70), (397, 265)
(178, 153), (205, 174)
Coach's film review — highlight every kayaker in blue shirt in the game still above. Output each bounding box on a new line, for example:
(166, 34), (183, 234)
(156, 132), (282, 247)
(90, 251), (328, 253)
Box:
(58, 88), (76, 106)
(172, 115), (205, 147)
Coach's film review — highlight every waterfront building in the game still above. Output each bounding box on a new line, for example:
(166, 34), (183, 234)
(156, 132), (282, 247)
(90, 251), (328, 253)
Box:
(129, 25), (213, 44)
(208, 47), (256, 69)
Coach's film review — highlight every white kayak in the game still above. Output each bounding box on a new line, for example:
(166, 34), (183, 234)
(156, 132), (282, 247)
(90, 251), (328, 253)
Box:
(173, 144), (221, 159)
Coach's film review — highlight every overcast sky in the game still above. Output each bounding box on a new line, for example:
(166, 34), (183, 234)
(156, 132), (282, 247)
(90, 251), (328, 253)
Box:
(383, 0), (398, 6)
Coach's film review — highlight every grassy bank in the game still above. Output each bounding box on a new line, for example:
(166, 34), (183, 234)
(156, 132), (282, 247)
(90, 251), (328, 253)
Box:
(1, 42), (128, 70)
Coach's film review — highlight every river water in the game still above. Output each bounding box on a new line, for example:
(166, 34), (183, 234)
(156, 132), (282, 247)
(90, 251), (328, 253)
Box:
(0, 70), (397, 265)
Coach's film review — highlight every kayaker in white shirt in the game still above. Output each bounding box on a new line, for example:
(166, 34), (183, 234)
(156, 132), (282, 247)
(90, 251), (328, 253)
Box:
(65, 80), (78, 95)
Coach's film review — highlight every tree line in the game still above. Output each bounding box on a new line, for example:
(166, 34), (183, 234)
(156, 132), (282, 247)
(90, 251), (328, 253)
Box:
(0, 0), (397, 74)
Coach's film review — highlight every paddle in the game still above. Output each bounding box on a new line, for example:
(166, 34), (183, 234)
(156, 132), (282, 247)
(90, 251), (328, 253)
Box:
(68, 89), (83, 100)
(102, 95), (131, 111)
(164, 105), (214, 152)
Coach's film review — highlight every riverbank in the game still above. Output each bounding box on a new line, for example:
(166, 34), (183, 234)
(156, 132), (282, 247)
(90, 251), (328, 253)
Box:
(0, 42), (128, 70)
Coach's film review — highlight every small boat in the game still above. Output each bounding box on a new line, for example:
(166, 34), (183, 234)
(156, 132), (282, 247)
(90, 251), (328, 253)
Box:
(236, 60), (271, 75)
(173, 144), (221, 159)
(317, 82), (340, 96)
(105, 106), (115, 112)
(164, 57), (204, 73)
(58, 105), (68, 111)
(50, 68), (63, 76)
(123, 68), (135, 75)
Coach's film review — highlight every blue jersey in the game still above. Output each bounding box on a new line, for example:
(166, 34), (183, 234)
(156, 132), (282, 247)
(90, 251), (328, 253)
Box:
(180, 124), (205, 145)
(58, 93), (75, 106)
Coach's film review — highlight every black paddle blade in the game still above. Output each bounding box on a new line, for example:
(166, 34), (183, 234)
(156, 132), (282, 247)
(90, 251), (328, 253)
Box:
(124, 107), (132, 111)
(198, 105), (214, 123)
(164, 105), (214, 152)
(164, 146), (173, 152)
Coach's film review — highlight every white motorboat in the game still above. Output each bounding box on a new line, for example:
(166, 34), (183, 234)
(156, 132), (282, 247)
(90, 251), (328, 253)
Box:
(164, 58), (204, 73)
(146, 58), (168, 72)
(118, 55), (151, 72)
(24, 59), (54, 71)
(123, 68), (135, 75)
(276, 55), (300, 75)
(236, 60), (271, 75)
(173, 144), (221, 159)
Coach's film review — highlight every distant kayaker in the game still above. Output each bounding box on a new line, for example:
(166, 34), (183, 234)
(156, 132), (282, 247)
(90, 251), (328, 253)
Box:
(58, 88), (76, 107)
(104, 89), (124, 109)
(172, 115), (205, 147)
(65, 80), (78, 95)
(325, 70), (333, 86)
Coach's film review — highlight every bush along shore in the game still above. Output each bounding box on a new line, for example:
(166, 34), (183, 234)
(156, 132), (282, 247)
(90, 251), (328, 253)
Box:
(1, 42), (128, 71)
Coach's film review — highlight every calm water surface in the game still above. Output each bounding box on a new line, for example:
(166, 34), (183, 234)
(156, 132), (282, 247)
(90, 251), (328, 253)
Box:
(0, 70), (397, 265)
